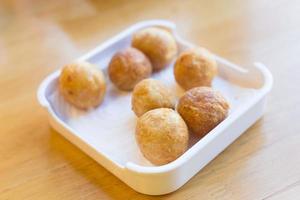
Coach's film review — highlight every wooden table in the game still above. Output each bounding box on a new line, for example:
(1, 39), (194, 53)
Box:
(1, 0), (299, 199)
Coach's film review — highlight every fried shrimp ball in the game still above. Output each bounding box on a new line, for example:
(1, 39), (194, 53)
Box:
(131, 79), (176, 117)
(177, 87), (229, 137)
(132, 27), (177, 71)
(108, 47), (152, 91)
(136, 108), (189, 165)
(174, 48), (217, 90)
(59, 62), (106, 109)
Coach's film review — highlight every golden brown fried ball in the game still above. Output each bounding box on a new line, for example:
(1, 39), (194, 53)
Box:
(177, 87), (229, 137)
(132, 27), (178, 71)
(136, 108), (189, 165)
(59, 62), (106, 109)
(174, 48), (217, 90)
(131, 79), (176, 117)
(108, 47), (152, 91)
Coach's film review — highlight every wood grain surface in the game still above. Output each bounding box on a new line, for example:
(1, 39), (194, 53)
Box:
(1, 0), (300, 199)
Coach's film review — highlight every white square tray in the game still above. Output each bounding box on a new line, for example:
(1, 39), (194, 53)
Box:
(37, 20), (273, 195)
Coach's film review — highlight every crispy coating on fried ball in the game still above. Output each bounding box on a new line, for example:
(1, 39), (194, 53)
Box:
(108, 47), (152, 91)
(177, 87), (229, 137)
(131, 79), (176, 117)
(174, 48), (217, 90)
(59, 62), (106, 109)
(132, 27), (177, 71)
(136, 108), (189, 165)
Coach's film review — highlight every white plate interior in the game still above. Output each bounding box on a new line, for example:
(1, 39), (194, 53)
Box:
(43, 24), (265, 167)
